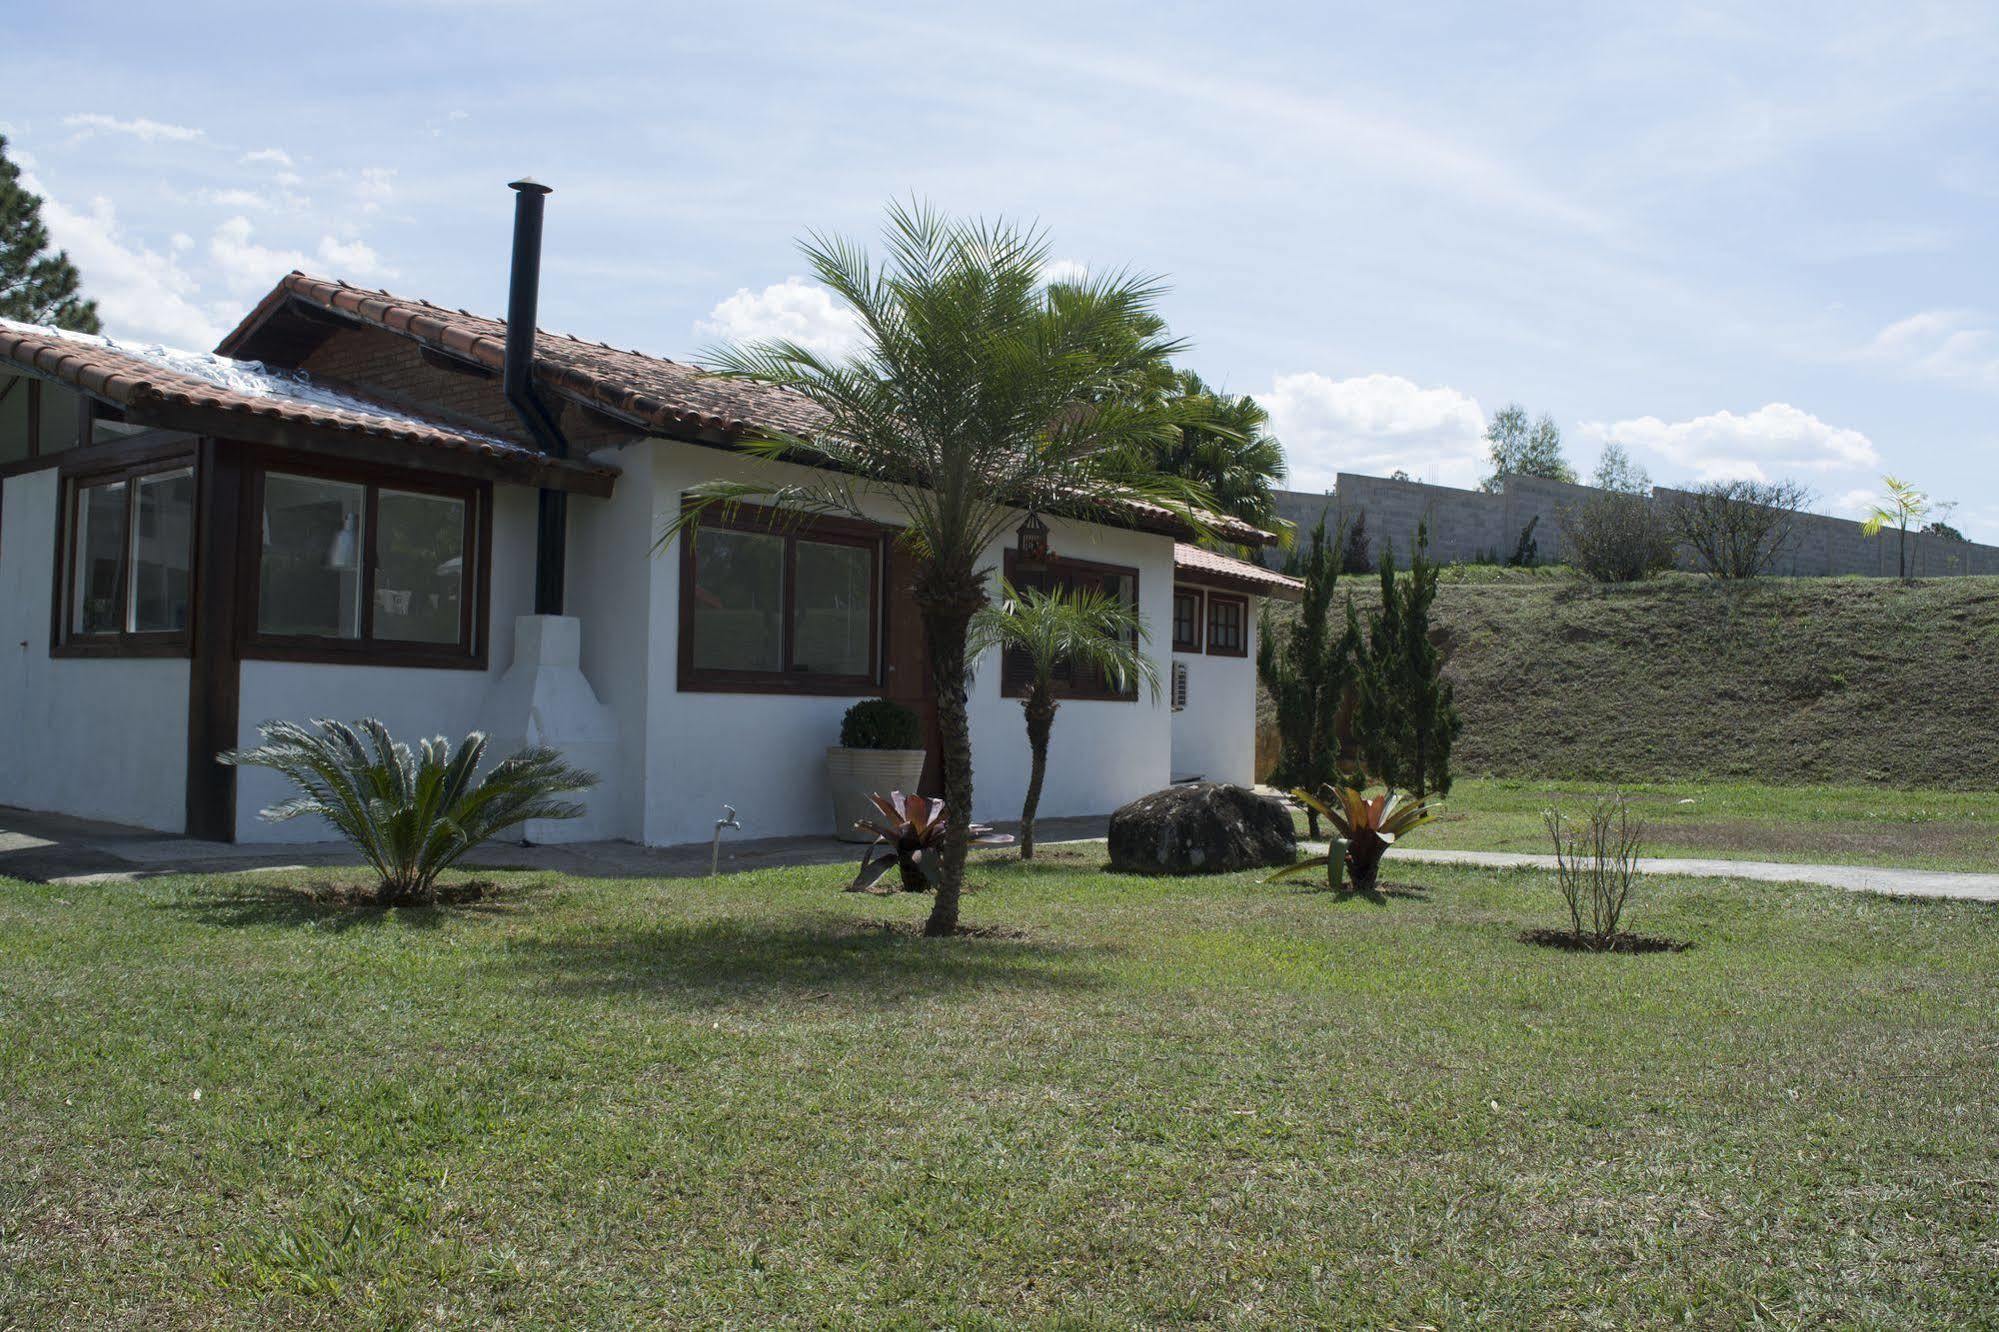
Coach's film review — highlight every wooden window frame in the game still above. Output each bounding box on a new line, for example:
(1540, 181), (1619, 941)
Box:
(999, 548), (1143, 702)
(676, 500), (886, 696)
(1171, 585), (1205, 654)
(241, 455), (491, 671)
(50, 448), (201, 659)
(1205, 591), (1249, 658)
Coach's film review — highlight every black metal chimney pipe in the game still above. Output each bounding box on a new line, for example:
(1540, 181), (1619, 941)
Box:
(503, 177), (570, 617)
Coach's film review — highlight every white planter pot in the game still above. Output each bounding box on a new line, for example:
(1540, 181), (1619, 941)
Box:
(826, 747), (928, 842)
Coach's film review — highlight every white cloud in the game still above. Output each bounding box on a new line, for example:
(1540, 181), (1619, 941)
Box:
(61, 113), (204, 143)
(1861, 310), (1999, 387)
(207, 188), (272, 211)
(210, 217), (393, 296)
(695, 277), (863, 358)
(33, 184), (223, 347)
(354, 166), (395, 213)
(1263, 371), (1490, 491)
(1580, 403), (1878, 484)
(1039, 258), (1089, 286)
(240, 148), (293, 168)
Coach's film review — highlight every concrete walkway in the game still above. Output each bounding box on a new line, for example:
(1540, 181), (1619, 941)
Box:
(1303, 844), (1999, 904)
(0, 804), (1111, 886)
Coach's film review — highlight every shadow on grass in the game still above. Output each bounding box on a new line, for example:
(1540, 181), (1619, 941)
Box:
(162, 875), (537, 933)
(509, 911), (1104, 1006)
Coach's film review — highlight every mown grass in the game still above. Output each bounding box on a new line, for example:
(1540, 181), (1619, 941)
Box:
(1262, 573), (1999, 790)
(1290, 776), (1999, 873)
(4, 854), (1998, 1327)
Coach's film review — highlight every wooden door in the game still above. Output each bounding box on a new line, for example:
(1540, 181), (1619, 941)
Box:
(882, 543), (943, 795)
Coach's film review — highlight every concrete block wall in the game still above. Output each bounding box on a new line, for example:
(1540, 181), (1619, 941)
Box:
(1265, 474), (1999, 578)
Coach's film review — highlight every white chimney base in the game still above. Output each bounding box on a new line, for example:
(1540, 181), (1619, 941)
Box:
(475, 615), (622, 843)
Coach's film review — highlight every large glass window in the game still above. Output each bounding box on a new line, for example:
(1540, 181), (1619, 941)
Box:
(374, 489), (466, 644)
(250, 467), (481, 663)
(681, 509), (881, 691)
(59, 461), (195, 650)
(260, 473), (366, 639)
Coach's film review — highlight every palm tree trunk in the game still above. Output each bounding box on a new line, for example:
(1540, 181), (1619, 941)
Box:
(1020, 691), (1057, 860)
(918, 592), (979, 936)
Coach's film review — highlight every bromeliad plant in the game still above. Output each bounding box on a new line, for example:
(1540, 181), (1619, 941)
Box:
(220, 719), (596, 907)
(1267, 784), (1440, 895)
(848, 791), (1014, 894)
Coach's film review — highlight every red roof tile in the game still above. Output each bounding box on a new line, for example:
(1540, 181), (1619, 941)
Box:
(0, 319), (616, 494)
(1173, 542), (1305, 600)
(221, 272), (1278, 546)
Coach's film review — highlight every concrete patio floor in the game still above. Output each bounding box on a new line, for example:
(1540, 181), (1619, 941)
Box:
(0, 804), (1112, 886)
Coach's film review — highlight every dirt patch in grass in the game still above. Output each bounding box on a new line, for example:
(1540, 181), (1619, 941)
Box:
(856, 918), (1033, 941)
(1519, 928), (1693, 955)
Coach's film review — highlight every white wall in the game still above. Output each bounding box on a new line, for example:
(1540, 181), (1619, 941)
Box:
(0, 468), (190, 832)
(1168, 596), (1261, 786)
(232, 485), (540, 841)
(565, 440), (655, 841)
(639, 443), (1177, 846)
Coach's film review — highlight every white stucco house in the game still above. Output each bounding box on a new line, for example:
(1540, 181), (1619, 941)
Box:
(0, 190), (1298, 849)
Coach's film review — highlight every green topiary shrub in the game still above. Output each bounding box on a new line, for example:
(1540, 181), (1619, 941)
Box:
(839, 698), (923, 750)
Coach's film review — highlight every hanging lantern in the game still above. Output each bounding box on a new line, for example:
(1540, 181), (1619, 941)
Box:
(1016, 510), (1050, 569)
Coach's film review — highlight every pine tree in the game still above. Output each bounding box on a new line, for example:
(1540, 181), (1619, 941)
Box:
(1397, 524), (1461, 796)
(1256, 512), (1353, 837)
(1339, 509), (1372, 573)
(0, 136), (100, 332)
(1353, 527), (1462, 796)
(1351, 539), (1408, 789)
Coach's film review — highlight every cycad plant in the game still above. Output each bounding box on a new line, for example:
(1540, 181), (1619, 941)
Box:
(661, 202), (1219, 935)
(970, 578), (1158, 858)
(221, 719), (596, 906)
(1267, 784), (1440, 895)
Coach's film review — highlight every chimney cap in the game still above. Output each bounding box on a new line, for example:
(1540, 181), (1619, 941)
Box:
(508, 177), (552, 195)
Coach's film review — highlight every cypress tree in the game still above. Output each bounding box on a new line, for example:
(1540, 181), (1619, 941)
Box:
(1256, 512), (1353, 836)
(1352, 538), (1408, 789)
(1, 136), (100, 332)
(1398, 524), (1461, 795)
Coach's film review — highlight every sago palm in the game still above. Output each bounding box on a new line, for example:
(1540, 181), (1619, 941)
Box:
(661, 202), (1220, 936)
(221, 719), (596, 906)
(970, 579), (1159, 859)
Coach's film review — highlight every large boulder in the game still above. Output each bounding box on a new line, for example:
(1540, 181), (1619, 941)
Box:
(1107, 782), (1297, 876)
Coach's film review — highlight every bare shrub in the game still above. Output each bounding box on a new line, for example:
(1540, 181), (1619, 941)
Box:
(1667, 479), (1812, 579)
(1560, 492), (1676, 583)
(1543, 794), (1645, 948)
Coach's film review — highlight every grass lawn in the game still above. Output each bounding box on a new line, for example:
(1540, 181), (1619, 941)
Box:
(5, 853), (1998, 1328)
(1312, 777), (1999, 873)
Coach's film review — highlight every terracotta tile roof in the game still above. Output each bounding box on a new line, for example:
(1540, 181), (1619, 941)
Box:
(1173, 542), (1305, 600)
(221, 272), (1278, 546)
(0, 318), (616, 493)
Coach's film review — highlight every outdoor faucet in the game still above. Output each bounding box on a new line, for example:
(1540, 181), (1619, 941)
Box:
(710, 805), (742, 877)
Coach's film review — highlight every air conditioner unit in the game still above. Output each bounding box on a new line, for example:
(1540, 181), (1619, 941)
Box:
(1171, 660), (1188, 712)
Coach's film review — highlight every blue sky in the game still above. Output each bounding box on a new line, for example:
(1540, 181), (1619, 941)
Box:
(9, 1), (1997, 536)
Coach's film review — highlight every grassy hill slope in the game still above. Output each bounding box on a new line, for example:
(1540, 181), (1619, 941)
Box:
(1262, 574), (1999, 789)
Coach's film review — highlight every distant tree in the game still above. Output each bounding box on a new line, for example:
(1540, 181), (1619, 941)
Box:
(1339, 509), (1372, 574)
(1481, 403), (1574, 491)
(1352, 526), (1461, 796)
(1591, 442), (1650, 494)
(1563, 491), (1676, 582)
(1257, 512), (1358, 837)
(1153, 369), (1290, 538)
(1924, 519), (1966, 542)
(1508, 515), (1540, 567)
(1860, 475), (1931, 580)
(0, 136), (100, 332)
(1668, 478), (1812, 579)
(1389, 468), (1412, 482)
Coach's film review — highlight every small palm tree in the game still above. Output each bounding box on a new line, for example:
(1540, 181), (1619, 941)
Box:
(1860, 475), (1932, 580)
(662, 202), (1219, 935)
(221, 719), (596, 906)
(970, 580), (1159, 858)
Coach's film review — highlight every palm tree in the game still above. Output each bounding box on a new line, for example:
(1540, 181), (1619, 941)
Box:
(662, 203), (1219, 936)
(1154, 369), (1290, 541)
(1860, 475), (1931, 579)
(970, 579), (1159, 859)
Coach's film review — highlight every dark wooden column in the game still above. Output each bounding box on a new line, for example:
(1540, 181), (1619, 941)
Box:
(185, 438), (245, 841)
